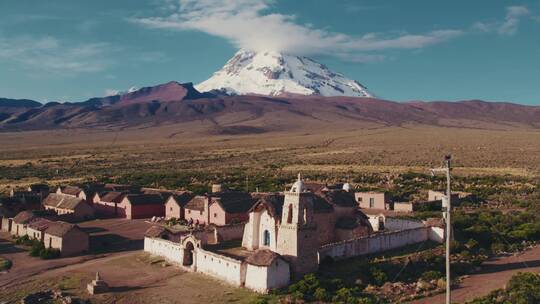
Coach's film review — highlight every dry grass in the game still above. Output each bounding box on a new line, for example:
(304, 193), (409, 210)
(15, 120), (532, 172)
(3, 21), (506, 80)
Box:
(0, 125), (539, 192)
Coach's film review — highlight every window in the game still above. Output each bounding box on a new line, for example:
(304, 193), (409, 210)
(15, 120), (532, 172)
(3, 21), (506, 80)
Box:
(369, 198), (375, 208)
(358, 197), (363, 202)
(170, 207), (173, 211)
(263, 230), (270, 246)
(200, 210), (203, 215)
(188, 210), (191, 214)
(214, 213), (217, 218)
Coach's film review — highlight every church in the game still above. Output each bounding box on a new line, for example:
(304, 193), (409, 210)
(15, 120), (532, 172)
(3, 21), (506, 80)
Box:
(144, 174), (444, 293)
(242, 174), (373, 276)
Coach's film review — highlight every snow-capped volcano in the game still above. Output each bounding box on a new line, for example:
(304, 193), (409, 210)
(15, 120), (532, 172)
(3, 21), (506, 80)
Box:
(196, 49), (373, 97)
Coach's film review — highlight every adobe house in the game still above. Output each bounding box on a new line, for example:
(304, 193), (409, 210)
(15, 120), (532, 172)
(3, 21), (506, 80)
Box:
(56, 186), (86, 199)
(184, 191), (255, 226)
(355, 191), (393, 210)
(26, 217), (54, 242)
(43, 221), (89, 256)
(43, 193), (95, 220)
(118, 194), (166, 219)
(92, 191), (125, 218)
(10, 210), (38, 237)
(165, 192), (194, 220)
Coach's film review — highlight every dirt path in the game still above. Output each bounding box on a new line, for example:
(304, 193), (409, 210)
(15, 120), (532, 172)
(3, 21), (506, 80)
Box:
(410, 246), (540, 303)
(1, 250), (258, 304)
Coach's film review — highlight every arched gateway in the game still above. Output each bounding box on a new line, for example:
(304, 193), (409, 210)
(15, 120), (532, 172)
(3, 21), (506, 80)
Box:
(180, 235), (200, 270)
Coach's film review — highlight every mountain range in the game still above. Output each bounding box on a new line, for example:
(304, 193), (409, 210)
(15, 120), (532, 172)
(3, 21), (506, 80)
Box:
(1, 51), (539, 133)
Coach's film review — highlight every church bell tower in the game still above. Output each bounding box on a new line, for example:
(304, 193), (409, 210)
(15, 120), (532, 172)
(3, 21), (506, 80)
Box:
(276, 174), (319, 276)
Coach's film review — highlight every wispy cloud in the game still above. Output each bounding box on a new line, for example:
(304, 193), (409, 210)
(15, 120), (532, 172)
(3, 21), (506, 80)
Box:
(132, 0), (463, 61)
(473, 5), (531, 36)
(0, 35), (114, 73)
(499, 5), (530, 35)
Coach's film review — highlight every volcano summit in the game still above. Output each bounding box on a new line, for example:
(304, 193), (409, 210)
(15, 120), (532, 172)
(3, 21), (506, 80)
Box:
(196, 49), (373, 97)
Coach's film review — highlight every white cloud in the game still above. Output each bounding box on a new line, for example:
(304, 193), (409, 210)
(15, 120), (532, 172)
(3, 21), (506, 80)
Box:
(133, 0), (462, 60)
(473, 6), (531, 36)
(0, 35), (113, 73)
(499, 5), (530, 35)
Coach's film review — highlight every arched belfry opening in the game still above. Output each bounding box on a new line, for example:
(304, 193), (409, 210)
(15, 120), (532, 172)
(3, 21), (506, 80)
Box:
(287, 204), (293, 224)
(263, 230), (271, 246)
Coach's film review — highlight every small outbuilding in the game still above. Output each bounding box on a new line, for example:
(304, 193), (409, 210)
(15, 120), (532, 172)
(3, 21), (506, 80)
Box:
(43, 221), (89, 256)
(244, 249), (290, 293)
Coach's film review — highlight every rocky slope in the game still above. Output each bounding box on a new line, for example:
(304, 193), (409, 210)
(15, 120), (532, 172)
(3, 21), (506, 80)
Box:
(1, 82), (539, 132)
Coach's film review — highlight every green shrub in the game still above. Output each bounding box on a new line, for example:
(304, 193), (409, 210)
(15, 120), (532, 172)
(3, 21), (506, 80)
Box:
(314, 287), (328, 301)
(369, 267), (388, 286)
(30, 241), (45, 257)
(40, 248), (60, 259)
(421, 270), (443, 281)
(0, 258), (12, 271)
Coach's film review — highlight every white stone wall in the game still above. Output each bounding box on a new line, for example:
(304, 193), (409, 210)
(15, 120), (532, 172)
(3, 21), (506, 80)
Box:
(245, 259), (290, 293)
(318, 227), (431, 261)
(144, 237), (184, 265)
(196, 248), (243, 286)
(428, 226), (445, 243)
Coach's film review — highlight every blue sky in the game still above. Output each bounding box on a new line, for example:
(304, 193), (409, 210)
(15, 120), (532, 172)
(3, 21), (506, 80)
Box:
(0, 0), (539, 104)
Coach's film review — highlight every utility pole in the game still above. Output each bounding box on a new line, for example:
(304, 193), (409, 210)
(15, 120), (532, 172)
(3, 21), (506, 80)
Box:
(431, 155), (452, 304)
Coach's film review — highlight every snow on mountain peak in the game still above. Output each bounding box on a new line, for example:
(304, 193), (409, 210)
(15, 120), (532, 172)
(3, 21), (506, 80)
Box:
(195, 49), (373, 97)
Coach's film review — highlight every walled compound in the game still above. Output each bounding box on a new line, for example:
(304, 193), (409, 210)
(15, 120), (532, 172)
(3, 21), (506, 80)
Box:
(144, 174), (445, 293)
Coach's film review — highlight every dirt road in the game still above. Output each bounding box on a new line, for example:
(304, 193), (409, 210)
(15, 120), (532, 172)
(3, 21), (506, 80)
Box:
(410, 246), (540, 303)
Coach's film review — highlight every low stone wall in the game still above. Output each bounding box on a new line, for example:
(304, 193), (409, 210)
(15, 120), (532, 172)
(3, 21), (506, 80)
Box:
(144, 237), (184, 265)
(384, 218), (424, 231)
(318, 227), (430, 261)
(196, 248), (244, 286)
(393, 202), (414, 212)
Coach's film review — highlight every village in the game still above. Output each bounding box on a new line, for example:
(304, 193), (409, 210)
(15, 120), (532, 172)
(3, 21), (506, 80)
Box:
(0, 171), (469, 301)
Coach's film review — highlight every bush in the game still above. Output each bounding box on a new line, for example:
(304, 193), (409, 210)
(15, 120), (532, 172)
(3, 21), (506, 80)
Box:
(421, 270), (443, 281)
(0, 258), (12, 271)
(369, 267), (388, 286)
(40, 248), (61, 259)
(332, 287), (358, 304)
(14, 235), (33, 246)
(30, 241), (45, 257)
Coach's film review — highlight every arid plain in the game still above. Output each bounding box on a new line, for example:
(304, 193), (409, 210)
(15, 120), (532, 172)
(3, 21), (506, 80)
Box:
(1, 124), (540, 193)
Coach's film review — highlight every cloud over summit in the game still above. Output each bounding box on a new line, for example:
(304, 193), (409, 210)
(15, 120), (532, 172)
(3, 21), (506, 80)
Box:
(134, 0), (463, 61)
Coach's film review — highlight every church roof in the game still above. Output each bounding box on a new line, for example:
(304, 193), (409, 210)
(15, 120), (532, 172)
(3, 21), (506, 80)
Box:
(320, 190), (357, 208)
(250, 193), (285, 218)
(308, 193), (334, 213)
